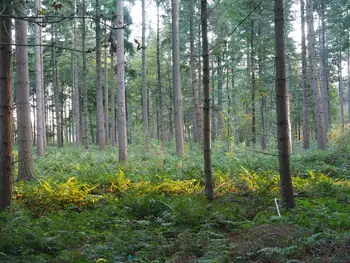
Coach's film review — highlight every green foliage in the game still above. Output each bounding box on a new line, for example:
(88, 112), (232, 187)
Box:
(1, 143), (350, 262)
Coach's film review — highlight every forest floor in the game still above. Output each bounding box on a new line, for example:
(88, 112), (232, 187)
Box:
(1, 136), (350, 263)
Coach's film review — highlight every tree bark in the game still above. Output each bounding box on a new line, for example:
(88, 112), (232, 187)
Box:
(142, 0), (149, 150)
(217, 56), (223, 138)
(73, 0), (81, 147)
(306, 0), (326, 149)
(300, 0), (309, 149)
(52, 25), (62, 147)
(15, 0), (35, 181)
(172, 0), (185, 156)
(82, 0), (89, 150)
(117, 0), (128, 161)
(339, 44), (344, 130)
(348, 45), (350, 126)
(157, 2), (165, 144)
(318, 0), (329, 133)
(35, 0), (44, 157)
(190, 6), (203, 145)
(0, 1), (13, 210)
(96, 0), (105, 150)
(104, 20), (109, 145)
(211, 59), (216, 141)
(250, 22), (256, 146)
(201, 0), (214, 201)
(274, 0), (295, 209)
(110, 52), (116, 146)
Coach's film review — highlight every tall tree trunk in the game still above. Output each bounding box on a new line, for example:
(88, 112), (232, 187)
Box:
(274, 0), (295, 209)
(201, 0), (214, 201)
(73, 0), (80, 146)
(52, 25), (62, 147)
(156, 3), (165, 143)
(286, 59), (293, 153)
(0, 1), (13, 210)
(217, 56), (223, 138)
(339, 46), (344, 130)
(348, 46), (350, 125)
(141, 0), (149, 150)
(110, 52), (116, 146)
(301, 0), (309, 149)
(250, 21), (256, 146)
(190, 6), (203, 145)
(15, 0), (35, 181)
(306, 0), (326, 149)
(211, 59), (216, 141)
(172, 0), (185, 156)
(35, 0), (44, 157)
(96, 0), (105, 150)
(117, 0), (128, 161)
(318, 0), (329, 133)
(82, 0), (89, 150)
(104, 20), (109, 145)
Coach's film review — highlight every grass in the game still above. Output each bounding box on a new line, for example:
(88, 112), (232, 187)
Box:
(1, 137), (350, 262)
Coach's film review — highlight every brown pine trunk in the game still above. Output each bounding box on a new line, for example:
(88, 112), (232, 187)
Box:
(156, 2), (165, 143)
(104, 20), (109, 145)
(142, 0), (149, 150)
(306, 0), (326, 149)
(250, 22), (256, 146)
(82, 0), (89, 150)
(217, 56), (223, 138)
(96, 0), (105, 150)
(172, 0), (185, 156)
(0, 1), (13, 210)
(201, 0), (214, 201)
(274, 0), (295, 209)
(300, 0), (309, 149)
(190, 7), (203, 145)
(339, 46), (344, 130)
(52, 25), (62, 147)
(35, 0), (44, 157)
(110, 52), (116, 146)
(117, 0), (128, 161)
(73, 0), (81, 146)
(15, 0), (35, 180)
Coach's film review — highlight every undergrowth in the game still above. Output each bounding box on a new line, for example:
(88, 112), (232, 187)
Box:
(1, 134), (350, 262)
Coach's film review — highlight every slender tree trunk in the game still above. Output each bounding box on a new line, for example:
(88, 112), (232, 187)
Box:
(318, 0), (329, 133)
(73, 0), (80, 147)
(110, 52), (116, 146)
(172, 0), (185, 156)
(96, 0), (105, 150)
(190, 7), (203, 145)
(141, 0), (149, 150)
(300, 0), (309, 149)
(348, 46), (350, 125)
(274, 0), (295, 209)
(157, 3), (165, 143)
(104, 20), (109, 145)
(286, 59), (293, 153)
(339, 46), (344, 130)
(250, 21), (256, 146)
(306, 0), (326, 149)
(0, 1), (13, 210)
(211, 59), (216, 141)
(82, 0), (89, 150)
(35, 0), (44, 157)
(40, 28), (46, 149)
(15, 0), (35, 181)
(201, 0), (214, 201)
(217, 56), (223, 138)
(52, 25), (62, 147)
(117, 0), (128, 161)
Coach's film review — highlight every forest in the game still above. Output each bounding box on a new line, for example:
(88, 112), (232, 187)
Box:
(0, 0), (350, 262)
